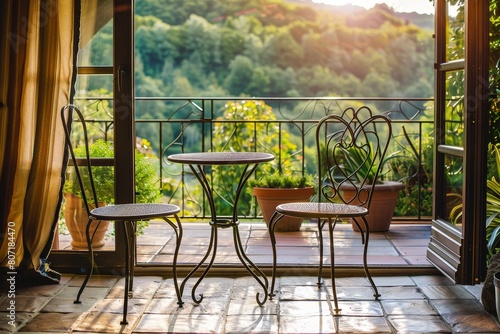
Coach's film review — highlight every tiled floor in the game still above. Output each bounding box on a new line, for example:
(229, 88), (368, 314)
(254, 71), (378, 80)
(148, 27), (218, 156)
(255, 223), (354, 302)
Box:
(4, 222), (500, 333)
(2, 274), (500, 333)
(58, 221), (435, 269)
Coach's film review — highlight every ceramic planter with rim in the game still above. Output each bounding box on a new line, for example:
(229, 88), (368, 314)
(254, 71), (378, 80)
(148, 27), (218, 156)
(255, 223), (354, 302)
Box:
(340, 181), (405, 232)
(253, 186), (314, 232)
(63, 193), (110, 249)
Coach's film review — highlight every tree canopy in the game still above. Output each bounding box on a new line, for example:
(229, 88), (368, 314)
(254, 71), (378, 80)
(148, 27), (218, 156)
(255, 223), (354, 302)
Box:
(86, 0), (435, 115)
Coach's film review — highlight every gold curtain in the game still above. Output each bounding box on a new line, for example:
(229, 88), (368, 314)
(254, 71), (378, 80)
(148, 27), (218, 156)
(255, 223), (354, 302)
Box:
(0, 0), (77, 278)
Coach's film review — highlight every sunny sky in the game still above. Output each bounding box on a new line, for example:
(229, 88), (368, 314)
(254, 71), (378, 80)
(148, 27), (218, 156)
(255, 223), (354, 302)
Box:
(312, 0), (435, 14)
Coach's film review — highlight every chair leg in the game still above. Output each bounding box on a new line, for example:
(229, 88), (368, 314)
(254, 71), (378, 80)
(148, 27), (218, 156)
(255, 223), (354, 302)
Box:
(360, 217), (380, 300)
(316, 218), (324, 289)
(328, 218), (341, 314)
(268, 211), (281, 299)
(74, 219), (95, 304)
(129, 221), (136, 294)
(171, 215), (184, 307)
(121, 221), (130, 325)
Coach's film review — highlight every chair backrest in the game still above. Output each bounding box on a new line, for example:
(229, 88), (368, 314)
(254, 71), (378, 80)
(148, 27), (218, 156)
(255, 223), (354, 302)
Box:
(316, 106), (392, 209)
(61, 104), (102, 216)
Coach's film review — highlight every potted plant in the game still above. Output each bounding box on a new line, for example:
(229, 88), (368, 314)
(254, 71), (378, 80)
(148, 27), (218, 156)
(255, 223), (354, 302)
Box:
(249, 174), (315, 232)
(479, 144), (500, 316)
(322, 143), (404, 232)
(63, 139), (162, 249)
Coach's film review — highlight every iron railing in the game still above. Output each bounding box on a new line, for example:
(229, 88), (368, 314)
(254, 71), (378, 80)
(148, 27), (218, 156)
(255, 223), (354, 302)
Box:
(75, 97), (435, 222)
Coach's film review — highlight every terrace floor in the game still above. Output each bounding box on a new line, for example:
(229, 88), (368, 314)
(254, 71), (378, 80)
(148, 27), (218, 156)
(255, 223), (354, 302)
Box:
(4, 222), (500, 333)
(57, 221), (436, 270)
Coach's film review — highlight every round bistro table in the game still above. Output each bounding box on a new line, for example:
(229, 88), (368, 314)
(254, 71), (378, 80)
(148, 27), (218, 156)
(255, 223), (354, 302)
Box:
(167, 152), (275, 305)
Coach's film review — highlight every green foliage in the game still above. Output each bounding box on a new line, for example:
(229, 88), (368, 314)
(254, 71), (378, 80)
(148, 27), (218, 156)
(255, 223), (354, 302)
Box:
(391, 132), (434, 217)
(320, 143), (402, 185)
(64, 139), (115, 204)
(64, 139), (162, 204)
(123, 0), (435, 100)
(248, 174), (314, 189)
(63, 139), (162, 235)
(486, 144), (500, 258)
(211, 100), (303, 215)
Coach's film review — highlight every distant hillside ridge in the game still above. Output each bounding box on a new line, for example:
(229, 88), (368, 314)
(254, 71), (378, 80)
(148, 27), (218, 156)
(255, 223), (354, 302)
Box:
(286, 0), (434, 30)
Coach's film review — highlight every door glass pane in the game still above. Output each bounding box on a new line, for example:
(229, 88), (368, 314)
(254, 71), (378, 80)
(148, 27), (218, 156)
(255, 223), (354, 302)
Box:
(445, 154), (463, 228)
(444, 70), (464, 147)
(78, 19), (113, 66)
(446, 2), (463, 61)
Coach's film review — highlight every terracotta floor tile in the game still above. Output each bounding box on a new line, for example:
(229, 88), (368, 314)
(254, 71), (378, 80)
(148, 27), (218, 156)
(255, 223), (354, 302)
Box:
(336, 300), (384, 316)
(279, 300), (332, 316)
(441, 313), (500, 333)
(74, 312), (139, 332)
(279, 285), (329, 301)
(40, 296), (97, 313)
(372, 276), (415, 286)
(134, 313), (223, 333)
(0, 311), (33, 333)
(68, 275), (119, 288)
(0, 295), (50, 313)
(430, 299), (486, 315)
(335, 316), (392, 333)
(227, 298), (278, 315)
(91, 297), (149, 315)
(134, 244), (162, 254)
(279, 315), (337, 333)
(382, 299), (437, 315)
(388, 315), (450, 333)
(390, 238), (430, 246)
(396, 246), (429, 256)
(420, 285), (476, 300)
(377, 286), (426, 300)
(20, 312), (85, 333)
(224, 314), (278, 334)
(56, 286), (110, 300)
(404, 255), (432, 265)
(411, 275), (455, 286)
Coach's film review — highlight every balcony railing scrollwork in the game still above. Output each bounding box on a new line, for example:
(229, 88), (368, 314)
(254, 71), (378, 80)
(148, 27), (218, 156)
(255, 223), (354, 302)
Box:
(74, 97), (436, 222)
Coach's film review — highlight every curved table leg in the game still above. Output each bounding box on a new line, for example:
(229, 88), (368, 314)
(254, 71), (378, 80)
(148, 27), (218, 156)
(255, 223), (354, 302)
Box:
(180, 223), (218, 304)
(163, 215), (184, 307)
(232, 222), (268, 305)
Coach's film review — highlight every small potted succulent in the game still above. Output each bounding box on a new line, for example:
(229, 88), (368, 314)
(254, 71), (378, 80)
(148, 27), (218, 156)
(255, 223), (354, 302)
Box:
(249, 174), (315, 232)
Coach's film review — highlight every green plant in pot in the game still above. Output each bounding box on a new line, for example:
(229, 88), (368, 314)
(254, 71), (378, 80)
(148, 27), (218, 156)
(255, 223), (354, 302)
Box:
(322, 143), (405, 232)
(480, 144), (500, 316)
(248, 174), (315, 232)
(63, 139), (162, 249)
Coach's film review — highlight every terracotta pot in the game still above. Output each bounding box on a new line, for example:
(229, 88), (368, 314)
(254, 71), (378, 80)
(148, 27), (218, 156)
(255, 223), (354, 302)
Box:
(341, 181), (404, 232)
(63, 193), (110, 249)
(253, 187), (314, 232)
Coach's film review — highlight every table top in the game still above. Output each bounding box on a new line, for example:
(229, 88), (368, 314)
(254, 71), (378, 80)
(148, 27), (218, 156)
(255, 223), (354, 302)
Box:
(167, 152), (275, 165)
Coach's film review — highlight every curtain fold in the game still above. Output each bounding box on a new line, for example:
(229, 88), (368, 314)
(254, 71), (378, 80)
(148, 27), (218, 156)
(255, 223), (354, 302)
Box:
(0, 0), (77, 283)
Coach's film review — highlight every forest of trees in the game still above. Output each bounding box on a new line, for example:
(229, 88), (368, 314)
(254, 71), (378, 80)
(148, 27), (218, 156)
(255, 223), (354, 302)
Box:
(84, 0), (435, 120)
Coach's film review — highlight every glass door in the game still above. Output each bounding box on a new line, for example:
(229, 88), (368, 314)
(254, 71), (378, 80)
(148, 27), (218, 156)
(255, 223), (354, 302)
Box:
(51, 0), (136, 272)
(427, 0), (489, 284)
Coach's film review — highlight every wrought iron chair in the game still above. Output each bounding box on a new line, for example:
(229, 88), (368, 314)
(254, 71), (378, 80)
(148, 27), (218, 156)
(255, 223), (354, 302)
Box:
(60, 104), (184, 325)
(268, 106), (392, 314)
